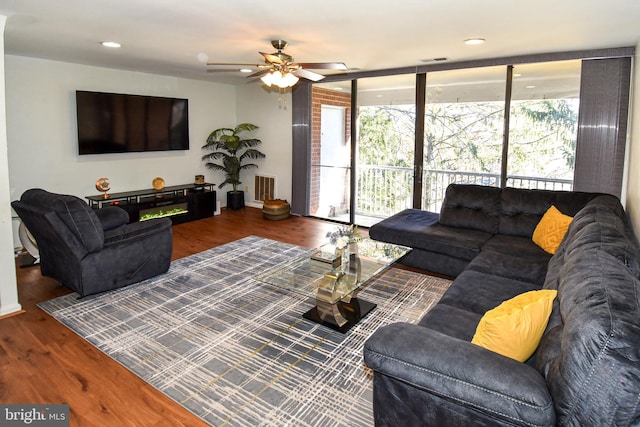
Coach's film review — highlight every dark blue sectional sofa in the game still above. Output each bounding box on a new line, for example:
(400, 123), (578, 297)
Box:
(364, 184), (640, 426)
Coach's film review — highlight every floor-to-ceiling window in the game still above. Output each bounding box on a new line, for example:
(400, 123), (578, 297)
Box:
(292, 48), (631, 224)
(422, 66), (506, 212)
(355, 74), (416, 226)
(507, 60), (580, 191)
(421, 60), (580, 212)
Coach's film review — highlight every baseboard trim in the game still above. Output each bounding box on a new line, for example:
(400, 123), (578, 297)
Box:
(0, 307), (26, 320)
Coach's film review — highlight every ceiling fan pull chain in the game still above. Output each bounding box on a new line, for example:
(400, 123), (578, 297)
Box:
(278, 88), (288, 110)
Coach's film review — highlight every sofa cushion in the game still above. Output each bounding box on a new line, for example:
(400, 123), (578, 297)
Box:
(418, 304), (482, 341)
(439, 184), (501, 234)
(563, 196), (626, 244)
(482, 234), (551, 260)
(566, 221), (640, 277)
(397, 248), (470, 277)
(467, 241), (551, 288)
(438, 269), (541, 315)
(532, 205), (573, 254)
(471, 290), (557, 362)
(369, 209), (491, 261)
(499, 187), (597, 238)
(413, 224), (492, 260)
(369, 208), (439, 244)
(560, 199), (640, 278)
(536, 249), (640, 425)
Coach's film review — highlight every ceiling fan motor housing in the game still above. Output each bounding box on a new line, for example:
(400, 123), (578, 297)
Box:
(269, 40), (293, 64)
(271, 39), (288, 50)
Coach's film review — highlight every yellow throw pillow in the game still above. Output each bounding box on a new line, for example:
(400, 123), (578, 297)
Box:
(532, 205), (573, 254)
(471, 289), (558, 362)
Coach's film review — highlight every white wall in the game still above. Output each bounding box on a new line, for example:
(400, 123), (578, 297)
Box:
(5, 55), (239, 246)
(0, 16), (22, 316)
(235, 85), (293, 204)
(2, 55), (295, 316)
(626, 42), (640, 234)
(6, 56), (239, 198)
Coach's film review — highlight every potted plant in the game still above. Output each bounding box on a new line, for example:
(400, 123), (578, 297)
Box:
(202, 123), (265, 210)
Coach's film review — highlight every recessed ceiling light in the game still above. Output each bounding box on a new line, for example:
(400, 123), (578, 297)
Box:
(240, 68), (252, 73)
(464, 38), (486, 45)
(101, 41), (121, 48)
(525, 85), (536, 89)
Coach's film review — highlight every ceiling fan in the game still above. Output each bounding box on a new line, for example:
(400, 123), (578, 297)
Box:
(206, 40), (348, 88)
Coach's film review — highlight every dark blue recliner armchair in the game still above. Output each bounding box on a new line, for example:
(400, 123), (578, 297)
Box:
(12, 188), (173, 297)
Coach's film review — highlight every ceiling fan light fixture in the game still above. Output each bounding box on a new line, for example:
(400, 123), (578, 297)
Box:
(278, 72), (299, 88)
(260, 71), (274, 86)
(261, 70), (299, 88)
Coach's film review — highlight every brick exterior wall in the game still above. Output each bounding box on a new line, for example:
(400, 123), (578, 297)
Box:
(310, 87), (352, 215)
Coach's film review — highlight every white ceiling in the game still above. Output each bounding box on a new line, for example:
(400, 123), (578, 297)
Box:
(1, 0), (639, 86)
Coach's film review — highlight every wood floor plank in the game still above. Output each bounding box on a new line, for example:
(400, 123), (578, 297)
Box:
(1, 208), (353, 426)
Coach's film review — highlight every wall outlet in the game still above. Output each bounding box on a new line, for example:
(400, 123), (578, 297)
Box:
(245, 185), (249, 192)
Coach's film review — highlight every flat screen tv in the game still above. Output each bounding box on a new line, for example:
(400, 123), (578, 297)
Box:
(76, 91), (189, 155)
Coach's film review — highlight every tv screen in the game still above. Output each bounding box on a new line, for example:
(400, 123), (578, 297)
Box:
(76, 91), (189, 155)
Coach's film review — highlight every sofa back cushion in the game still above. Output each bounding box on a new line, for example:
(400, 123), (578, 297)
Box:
(439, 184), (501, 234)
(562, 195), (627, 245)
(499, 187), (600, 237)
(544, 195), (637, 291)
(535, 249), (640, 425)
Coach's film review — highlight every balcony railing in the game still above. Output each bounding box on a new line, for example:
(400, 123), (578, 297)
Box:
(355, 165), (573, 219)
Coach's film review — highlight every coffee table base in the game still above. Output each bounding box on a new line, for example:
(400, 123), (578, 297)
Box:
(303, 298), (377, 333)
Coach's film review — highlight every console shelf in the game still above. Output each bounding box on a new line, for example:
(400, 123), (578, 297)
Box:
(86, 183), (217, 225)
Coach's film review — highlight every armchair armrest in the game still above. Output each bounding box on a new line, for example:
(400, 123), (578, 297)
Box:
(95, 206), (130, 231)
(363, 322), (555, 426)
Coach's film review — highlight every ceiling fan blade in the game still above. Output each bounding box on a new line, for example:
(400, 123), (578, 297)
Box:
(295, 62), (348, 70)
(247, 69), (270, 79)
(207, 62), (263, 67)
(207, 69), (248, 73)
(293, 68), (326, 82)
(260, 52), (283, 65)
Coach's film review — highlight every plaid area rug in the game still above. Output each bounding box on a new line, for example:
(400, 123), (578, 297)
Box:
(38, 236), (451, 426)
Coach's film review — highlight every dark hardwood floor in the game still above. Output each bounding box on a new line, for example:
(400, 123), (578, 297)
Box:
(1, 208), (351, 426)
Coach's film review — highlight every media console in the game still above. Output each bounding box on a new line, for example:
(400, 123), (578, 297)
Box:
(86, 183), (217, 225)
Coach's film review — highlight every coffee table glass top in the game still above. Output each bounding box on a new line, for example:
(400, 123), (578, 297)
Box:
(255, 238), (410, 303)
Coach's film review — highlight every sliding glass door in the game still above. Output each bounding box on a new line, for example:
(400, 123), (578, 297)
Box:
(355, 74), (416, 226)
(309, 83), (352, 222)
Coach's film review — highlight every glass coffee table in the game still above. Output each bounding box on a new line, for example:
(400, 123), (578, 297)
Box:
(255, 238), (411, 333)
